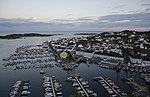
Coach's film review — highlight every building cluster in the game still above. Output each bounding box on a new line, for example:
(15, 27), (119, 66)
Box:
(51, 30), (150, 66)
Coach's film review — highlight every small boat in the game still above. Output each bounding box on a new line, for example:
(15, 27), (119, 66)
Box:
(13, 67), (16, 70)
(21, 90), (30, 95)
(40, 69), (46, 74)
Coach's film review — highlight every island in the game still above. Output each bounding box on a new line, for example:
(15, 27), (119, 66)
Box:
(0, 33), (61, 39)
(74, 32), (98, 35)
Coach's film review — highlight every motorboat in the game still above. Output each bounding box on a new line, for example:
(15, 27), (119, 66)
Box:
(40, 69), (46, 74)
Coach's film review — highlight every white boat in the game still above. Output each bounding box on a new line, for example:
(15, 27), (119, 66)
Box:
(45, 92), (53, 97)
(21, 90), (30, 95)
(40, 69), (46, 74)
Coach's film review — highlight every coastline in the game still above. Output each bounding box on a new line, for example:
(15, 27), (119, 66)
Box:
(0, 33), (62, 39)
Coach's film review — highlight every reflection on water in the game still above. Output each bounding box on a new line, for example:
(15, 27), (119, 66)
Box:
(0, 34), (145, 97)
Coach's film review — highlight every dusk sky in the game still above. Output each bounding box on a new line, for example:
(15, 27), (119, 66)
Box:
(0, 0), (150, 31)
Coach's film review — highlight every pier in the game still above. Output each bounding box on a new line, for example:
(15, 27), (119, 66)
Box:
(122, 78), (149, 93)
(43, 76), (62, 97)
(9, 81), (30, 97)
(16, 81), (24, 97)
(74, 76), (90, 97)
(100, 77), (121, 96)
(68, 74), (97, 97)
(50, 77), (56, 97)
(93, 76), (127, 97)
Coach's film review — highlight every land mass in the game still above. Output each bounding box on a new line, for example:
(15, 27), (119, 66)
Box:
(0, 33), (61, 39)
(74, 32), (98, 35)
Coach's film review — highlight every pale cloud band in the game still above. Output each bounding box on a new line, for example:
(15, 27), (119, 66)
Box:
(0, 12), (150, 31)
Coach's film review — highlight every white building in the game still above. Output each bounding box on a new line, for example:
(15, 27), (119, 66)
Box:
(76, 51), (124, 61)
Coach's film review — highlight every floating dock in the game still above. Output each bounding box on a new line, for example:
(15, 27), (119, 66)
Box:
(93, 76), (127, 97)
(122, 77), (149, 93)
(9, 81), (30, 97)
(67, 74), (97, 97)
(43, 76), (63, 97)
(50, 77), (56, 97)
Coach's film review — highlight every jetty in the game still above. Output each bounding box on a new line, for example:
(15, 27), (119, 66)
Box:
(50, 77), (56, 97)
(122, 78), (149, 93)
(67, 74), (97, 97)
(74, 76), (89, 97)
(93, 76), (127, 97)
(43, 76), (62, 97)
(9, 81), (30, 97)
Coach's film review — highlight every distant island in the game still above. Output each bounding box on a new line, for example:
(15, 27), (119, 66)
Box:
(0, 33), (61, 39)
(74, 33), (98, 35)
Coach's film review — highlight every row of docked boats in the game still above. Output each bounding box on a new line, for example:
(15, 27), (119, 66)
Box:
(3, 53), (54, 61)
(8, 74), (150, 97)
(2, 44), (59, 70)
(43, 76), (63, 97)
(13, 63), (56, 70)
(97, 60), (123, 71)
(121, 78), (149, 93)
(3, 58), (56, 67)
(66, 75), (97, 97)
(9, 81), (30, 97)
(93, 76), (127, 97)
(122, 63), (150, 73)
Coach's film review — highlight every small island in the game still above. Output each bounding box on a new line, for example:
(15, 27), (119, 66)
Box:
(0, 33), (61, 39)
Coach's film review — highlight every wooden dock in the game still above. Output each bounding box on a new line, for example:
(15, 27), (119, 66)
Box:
(43, 76), (62, 97)
(70, 74), (90, 97)
(50, 77), (56, 97)
(16, 82), (24, 97)
(94, 76), (127, 97)
(100, 77), (121, 96)
(16, 81), (30, 97)
(74, 76), (90, 97)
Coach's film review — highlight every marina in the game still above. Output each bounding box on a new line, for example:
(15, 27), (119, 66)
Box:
(9, 81), (30, 97)
(93, 76), (127, 97)
(1, 0), (150, 96)
(66, 74), (97, 97)
(122, 63), (150, 73)
(0, 32), (150, 97)
(121, 78), (149, 94)
(2, 43), (59, 70)
(43, 76), (63, 97)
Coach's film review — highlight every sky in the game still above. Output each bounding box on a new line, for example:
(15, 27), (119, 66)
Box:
(0, 0), (150, 31)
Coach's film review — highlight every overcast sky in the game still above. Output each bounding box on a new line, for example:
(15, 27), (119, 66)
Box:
(0, 0), (150, 31)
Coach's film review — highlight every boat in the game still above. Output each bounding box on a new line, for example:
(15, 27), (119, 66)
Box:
(21, 90), (30, 95)
(40, 69), (46, 74)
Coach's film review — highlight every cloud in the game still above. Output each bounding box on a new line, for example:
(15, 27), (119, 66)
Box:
(145, 8), (150, 11)
(112, 5), (126, 10)
(141, 3), (150, 6)
(141, 0), (150, 2)
(0, 12), (150, 31)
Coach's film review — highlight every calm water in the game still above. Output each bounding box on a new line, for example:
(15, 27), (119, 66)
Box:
(0, 33), (145, 97)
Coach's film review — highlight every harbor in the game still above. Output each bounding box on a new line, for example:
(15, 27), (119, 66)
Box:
(2, 42), (59, 71)
(0, 32), (150, 97)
